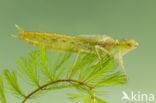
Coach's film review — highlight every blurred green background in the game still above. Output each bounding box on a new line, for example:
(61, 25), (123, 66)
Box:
(0, 0), (156, 103)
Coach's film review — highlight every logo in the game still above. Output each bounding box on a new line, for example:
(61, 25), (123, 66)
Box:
(121, 91), (155, 102)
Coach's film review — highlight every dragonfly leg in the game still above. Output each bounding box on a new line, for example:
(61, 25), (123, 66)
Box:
(95, 45), (110, 68)
(95, 45), (109, 59)
(118, 50), (128, 79)
(95, 45), (102, 60)
(68, 50), (82, 79)
(73, 51), (81, 66)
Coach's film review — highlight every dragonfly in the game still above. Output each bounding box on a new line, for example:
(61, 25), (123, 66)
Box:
(12, 25), (138, 75)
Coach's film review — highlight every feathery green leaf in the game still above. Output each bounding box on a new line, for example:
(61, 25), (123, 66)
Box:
(4, 70), (25, 99)
(0, 76), (7, 103)
(2, 48), (127, 103)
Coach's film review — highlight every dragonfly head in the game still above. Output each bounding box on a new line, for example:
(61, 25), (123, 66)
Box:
(118, 38), (138, 51)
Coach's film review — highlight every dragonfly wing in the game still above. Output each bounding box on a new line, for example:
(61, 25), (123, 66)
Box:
(77, 34), (114, 43)
(77, 34), (116, 55)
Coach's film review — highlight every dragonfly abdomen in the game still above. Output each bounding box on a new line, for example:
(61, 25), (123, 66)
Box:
(16, 31), (95, 54)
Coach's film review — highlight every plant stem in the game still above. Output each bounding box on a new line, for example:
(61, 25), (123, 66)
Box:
(21, 79), (94, 103)
(92, 92), (96, 103)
